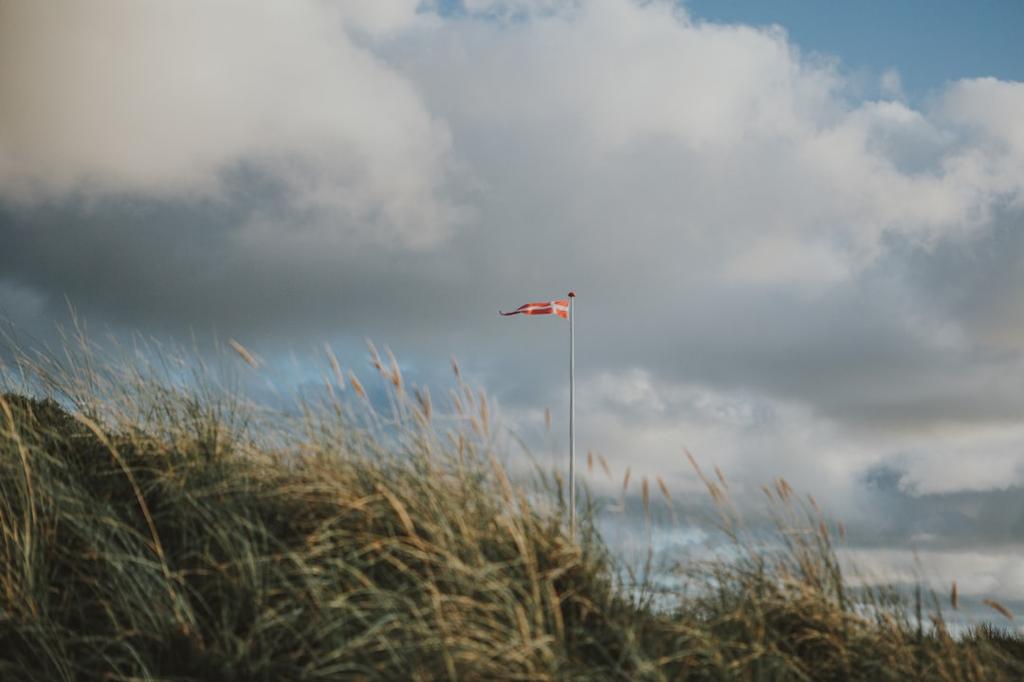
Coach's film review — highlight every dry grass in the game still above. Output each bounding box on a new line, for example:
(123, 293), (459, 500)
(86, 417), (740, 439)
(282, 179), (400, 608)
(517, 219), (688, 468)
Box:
(0, 330), (1022, 680)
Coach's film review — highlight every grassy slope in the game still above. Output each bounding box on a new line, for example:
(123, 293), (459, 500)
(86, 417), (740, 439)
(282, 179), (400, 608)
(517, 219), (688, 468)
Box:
(0, 345), (1023, 680)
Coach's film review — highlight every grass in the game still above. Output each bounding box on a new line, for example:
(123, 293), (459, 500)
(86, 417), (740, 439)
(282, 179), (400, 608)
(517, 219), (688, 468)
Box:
(0, 331), (1022, 680)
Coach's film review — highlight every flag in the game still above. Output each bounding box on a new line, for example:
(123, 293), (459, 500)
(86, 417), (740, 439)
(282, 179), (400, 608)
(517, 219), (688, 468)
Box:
(499, 291), (577, 534)
(499, 299), (570, 319)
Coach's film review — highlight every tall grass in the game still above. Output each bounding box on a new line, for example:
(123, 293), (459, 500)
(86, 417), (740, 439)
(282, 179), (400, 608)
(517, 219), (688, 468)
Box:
(0, 330), (1021, 680)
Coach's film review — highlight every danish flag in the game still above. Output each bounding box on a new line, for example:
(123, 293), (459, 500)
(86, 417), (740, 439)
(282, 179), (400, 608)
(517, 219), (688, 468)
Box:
(499, 299), (570, 319)
(499, 291), (577, 535)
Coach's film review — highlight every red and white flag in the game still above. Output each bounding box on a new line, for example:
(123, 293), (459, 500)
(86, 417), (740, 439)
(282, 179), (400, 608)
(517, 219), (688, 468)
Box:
(499, 299), (570, 319)
(499, 291), (577, 534)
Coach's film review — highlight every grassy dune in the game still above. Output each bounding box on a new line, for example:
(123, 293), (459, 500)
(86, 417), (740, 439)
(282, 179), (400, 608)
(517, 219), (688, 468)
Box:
(0, 336), (1022, 680)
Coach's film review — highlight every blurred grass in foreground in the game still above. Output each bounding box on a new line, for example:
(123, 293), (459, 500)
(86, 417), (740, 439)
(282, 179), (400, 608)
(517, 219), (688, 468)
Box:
(0, 329), (1022, 680)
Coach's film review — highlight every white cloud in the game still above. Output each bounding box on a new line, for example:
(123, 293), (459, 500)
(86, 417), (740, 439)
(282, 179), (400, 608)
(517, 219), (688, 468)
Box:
(0, 0), (458, 246)
(5, 0), (1021, 259)
(844, 547), (1024, 602)
(401, 0), (1024, 273)
(941, 78), (1024, 156)
(499, 368), (882, 520)
(897, 425), (1024, 495)
(338, 0), (428, 37)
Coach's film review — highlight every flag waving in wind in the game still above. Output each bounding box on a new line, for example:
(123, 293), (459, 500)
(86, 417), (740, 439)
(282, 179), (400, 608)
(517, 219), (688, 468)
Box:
(500, 291), (578, 536)
(499, 299), (570, 319)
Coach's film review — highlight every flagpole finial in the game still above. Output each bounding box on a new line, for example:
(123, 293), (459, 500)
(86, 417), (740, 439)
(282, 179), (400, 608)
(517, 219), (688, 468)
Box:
(568, 291), (576, 298)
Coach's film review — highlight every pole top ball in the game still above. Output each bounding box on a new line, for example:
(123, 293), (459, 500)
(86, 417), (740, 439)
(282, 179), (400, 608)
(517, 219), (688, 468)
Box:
(568, 291), (576, 297)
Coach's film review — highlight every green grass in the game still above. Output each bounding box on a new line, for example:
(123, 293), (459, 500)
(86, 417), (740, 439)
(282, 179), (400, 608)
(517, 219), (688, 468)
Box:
(0, 333), (1022, 680)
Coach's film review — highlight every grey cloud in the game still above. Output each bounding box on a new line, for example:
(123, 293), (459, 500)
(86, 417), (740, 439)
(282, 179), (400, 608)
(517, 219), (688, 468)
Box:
(852, 463), (1024, 551)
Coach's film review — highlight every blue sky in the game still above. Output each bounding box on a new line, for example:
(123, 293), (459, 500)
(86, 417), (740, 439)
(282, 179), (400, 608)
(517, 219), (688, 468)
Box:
(685, 0), (1023, 95)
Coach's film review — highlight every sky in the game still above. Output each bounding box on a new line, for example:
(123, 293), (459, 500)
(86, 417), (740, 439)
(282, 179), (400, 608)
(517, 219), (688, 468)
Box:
(2, 0), (1024, 615)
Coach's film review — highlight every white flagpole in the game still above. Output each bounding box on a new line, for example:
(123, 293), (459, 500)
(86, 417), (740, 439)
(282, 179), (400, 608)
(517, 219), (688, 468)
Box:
(568, 291), (576, 537)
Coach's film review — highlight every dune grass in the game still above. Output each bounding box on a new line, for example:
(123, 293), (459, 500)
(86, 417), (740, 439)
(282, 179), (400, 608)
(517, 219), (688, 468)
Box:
(0, 332), (1022, 680)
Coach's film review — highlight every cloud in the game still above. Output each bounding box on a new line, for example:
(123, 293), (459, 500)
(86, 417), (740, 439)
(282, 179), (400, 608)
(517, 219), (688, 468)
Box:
(0, 0), (458, 246)
(940, 78), (1024, 157)
(842, 547), (1024, 604)
(339, 0), (427, 37)
(0, 280), (47, 327)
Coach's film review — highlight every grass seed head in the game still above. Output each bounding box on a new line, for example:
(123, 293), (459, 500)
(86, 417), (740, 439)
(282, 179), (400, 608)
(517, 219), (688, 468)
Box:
(323, 342), (345, 391)
(984, 598), (1013, 621)
(349, 372), (366, 400)
(228, 339), (259, 368)
(656, 476), (672, 504)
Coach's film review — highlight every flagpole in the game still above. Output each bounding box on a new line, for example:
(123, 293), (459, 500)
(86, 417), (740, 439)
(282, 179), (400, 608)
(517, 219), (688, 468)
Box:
(568, 290), (576, 538)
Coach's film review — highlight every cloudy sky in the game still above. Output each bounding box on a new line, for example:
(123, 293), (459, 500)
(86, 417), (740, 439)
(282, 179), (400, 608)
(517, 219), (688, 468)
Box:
(3, 0), (1024, 611)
